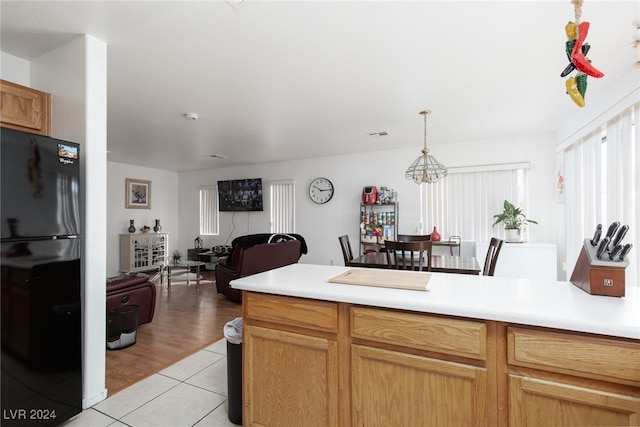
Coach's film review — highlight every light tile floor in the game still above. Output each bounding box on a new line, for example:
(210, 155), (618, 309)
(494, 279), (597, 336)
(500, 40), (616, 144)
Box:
(62, 339), (238, 427)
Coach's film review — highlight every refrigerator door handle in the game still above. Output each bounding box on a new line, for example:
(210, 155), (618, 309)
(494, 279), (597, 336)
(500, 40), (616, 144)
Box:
(1, 234), (80, 244)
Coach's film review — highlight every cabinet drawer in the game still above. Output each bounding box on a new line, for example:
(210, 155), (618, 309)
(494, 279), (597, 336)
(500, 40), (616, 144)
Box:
(508, 327), (640, 385)
(245, 293), (338, 334)
(351, 306), (486, 360)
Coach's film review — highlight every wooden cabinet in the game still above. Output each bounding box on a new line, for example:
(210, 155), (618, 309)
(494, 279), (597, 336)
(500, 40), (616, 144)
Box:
(505, 326), (640, 426)
(243, 293), (340, 426)
(243, 293), (497, 426)
(119, 233), (168, 273)
(243, 291), (640, 426)
(187, 248), (208, 261)
(350, 307), (494, 426)
(0, 79), (51, 136)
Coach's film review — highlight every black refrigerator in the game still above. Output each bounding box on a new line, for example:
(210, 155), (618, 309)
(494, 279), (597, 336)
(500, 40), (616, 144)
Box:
(1, 128), (82, 426)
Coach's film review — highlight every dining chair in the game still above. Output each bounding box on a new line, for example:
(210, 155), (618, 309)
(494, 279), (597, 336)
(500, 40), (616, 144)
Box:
(397, 234), (431, 242)
(338, 235), (354, 265)
(482, 238), (504, 276)
(384, 240), (432, 271)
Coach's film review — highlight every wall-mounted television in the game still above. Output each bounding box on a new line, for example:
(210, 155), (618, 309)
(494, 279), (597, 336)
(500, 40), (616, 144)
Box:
(218, 178), (264, 212)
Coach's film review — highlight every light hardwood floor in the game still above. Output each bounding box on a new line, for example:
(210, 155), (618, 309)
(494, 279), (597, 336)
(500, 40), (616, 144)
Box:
(105, 269), (241, 395)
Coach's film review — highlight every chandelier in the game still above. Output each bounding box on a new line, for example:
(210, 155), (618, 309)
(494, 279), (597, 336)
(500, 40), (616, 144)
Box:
(405, 110), (448, 184)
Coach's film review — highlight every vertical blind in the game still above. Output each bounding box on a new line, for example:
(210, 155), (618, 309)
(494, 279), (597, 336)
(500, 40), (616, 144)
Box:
(270, 180), (295, 233)
(563, 102), (638, 282)
(199, 185), (218, 235)
(421, 163), (529, 243)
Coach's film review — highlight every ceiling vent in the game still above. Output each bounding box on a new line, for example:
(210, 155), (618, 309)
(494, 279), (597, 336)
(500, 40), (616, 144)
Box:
(366, 131), (389, 139)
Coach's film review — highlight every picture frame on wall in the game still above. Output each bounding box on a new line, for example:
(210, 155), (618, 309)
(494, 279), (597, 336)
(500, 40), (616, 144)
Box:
(126, 178), (151, 209)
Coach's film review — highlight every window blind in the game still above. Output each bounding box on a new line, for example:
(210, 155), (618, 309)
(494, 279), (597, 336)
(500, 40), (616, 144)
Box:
(199, 185), (219, 235)
(563, 102), (638, 282)
(270, 180), (295, 233)
(421, 163), (530, 243)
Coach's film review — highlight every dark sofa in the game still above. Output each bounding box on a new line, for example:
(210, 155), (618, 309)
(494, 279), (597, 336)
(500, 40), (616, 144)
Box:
(215, 233), (307, 302)
(106, 272), (156, 325)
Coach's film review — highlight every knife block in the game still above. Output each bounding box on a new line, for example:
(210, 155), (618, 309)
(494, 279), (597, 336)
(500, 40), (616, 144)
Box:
(570, 239), (628, 297)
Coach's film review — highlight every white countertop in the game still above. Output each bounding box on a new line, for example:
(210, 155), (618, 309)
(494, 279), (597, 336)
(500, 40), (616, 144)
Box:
(231, 263), (640, 340)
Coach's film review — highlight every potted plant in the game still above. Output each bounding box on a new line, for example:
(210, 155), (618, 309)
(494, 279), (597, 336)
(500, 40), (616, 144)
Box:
(172, 250), (182, 264)
(492, 200), (538, 242)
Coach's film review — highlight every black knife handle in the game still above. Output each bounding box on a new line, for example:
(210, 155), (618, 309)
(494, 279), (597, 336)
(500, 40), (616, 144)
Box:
(604, 221), (620, 240)
(590, 224), (602, 246)
(609, 245), (622, 260)
(618, 243), (633, 261)
(610, 224), (628, 249)
(596, 237), (610, 259)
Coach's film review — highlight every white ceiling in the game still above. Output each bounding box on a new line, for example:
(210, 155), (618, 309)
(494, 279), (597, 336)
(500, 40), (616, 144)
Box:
(1, 1), (638, 171)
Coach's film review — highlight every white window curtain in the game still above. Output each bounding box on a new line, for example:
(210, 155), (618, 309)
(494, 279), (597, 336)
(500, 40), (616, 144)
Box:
(421, 163), (529, 243)
(270, 180), (295, 233)
(199, 185), (219, 235)
(564, 102), (638, 283)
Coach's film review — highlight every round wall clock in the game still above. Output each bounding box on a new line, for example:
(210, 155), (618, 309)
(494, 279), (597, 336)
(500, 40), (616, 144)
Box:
(309, 177), (334, 204)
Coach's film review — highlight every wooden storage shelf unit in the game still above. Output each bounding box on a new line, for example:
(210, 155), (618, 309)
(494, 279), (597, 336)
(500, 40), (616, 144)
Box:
(119, 233), (169, 273)
(0, 79), (51, 136)
(187, 248), (209, 261)
(359, 202), (398, 254)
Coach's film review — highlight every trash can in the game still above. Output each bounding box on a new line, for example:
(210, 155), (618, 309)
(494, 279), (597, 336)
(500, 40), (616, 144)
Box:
(106, 305), (139, 350)
(224, 317), (243, 425)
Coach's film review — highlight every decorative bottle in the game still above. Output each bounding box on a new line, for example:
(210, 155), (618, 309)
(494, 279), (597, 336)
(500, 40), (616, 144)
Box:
(153, 219), (162, 232)
(128, 220), (136, 233)
(431, 226), (441, 242)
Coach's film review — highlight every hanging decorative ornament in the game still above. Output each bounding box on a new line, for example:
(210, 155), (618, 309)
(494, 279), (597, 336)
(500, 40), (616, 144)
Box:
(561, 0), (604, 108)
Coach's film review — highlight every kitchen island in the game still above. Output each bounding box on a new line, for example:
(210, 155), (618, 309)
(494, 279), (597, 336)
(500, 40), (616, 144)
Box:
(231, 264), (640, 426)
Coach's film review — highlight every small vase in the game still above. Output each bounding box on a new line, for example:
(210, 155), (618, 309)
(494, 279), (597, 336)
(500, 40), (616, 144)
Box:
(153, 219), (162, 232)
(431, 226), (441, 242)
(128, 220), (136, 233)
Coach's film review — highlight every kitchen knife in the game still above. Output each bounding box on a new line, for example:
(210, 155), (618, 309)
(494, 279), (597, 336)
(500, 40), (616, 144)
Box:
(596, 236), (610, 259)
(618, 243), (633, 261)
(608, 244), (622, 260)
(604, 221), (620, 240)
(590, 224), (602, 246)
(609, 224), (628, 250)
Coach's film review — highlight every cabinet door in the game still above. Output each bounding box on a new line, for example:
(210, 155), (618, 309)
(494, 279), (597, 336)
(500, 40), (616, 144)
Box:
(351, 344), (489, 427)
(244, 325), (339, 427)
(509, 375), (640, 426)
(0, 79), (51, 136)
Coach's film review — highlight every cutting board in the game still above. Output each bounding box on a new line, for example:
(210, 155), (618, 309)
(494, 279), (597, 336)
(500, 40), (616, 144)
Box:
(327, 268), (432, 291)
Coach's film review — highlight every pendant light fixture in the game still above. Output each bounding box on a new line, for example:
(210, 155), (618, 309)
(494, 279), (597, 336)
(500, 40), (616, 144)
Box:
(405, 110), (448, 184)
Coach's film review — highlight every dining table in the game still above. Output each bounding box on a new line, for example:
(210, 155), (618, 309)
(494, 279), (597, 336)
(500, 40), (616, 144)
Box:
(348, 252), (481, 275)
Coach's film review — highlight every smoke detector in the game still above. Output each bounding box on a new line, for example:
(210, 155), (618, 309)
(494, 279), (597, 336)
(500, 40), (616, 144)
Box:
(184, 112), (199, 120)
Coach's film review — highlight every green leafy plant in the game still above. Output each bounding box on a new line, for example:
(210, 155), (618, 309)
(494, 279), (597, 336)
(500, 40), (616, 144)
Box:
(492, 200), (538, 230)
(172, 250), (182, 262)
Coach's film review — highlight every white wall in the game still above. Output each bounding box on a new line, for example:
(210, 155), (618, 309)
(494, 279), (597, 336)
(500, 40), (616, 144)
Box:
(178, 132), (556, 268)
(14, 36), (109, 408)
(107, 162), (179, 276)
(0, 51), (30, 85)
